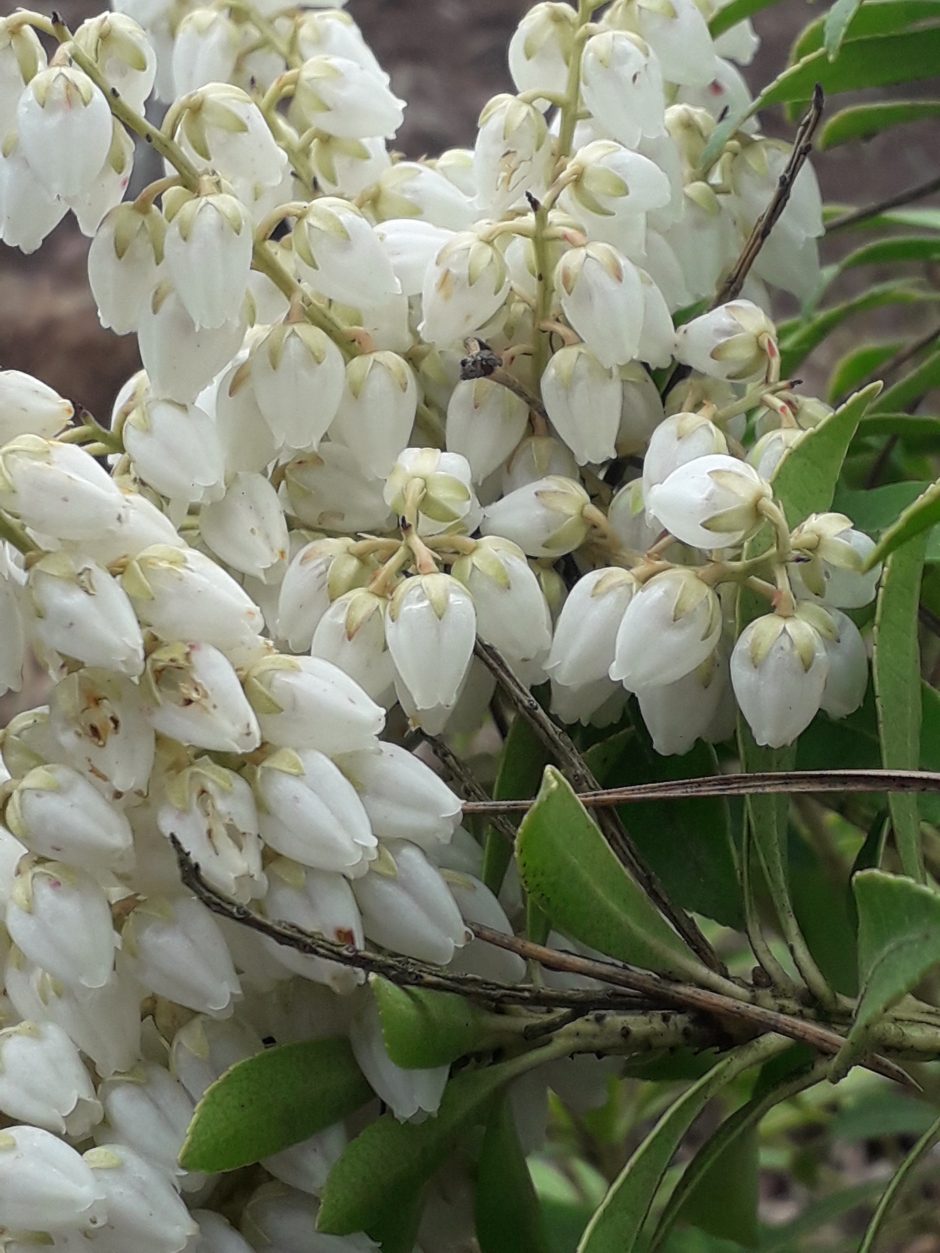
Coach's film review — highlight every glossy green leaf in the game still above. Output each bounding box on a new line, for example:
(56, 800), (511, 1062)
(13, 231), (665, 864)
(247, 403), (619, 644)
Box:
(779, 286), (937, 375)
(833, 481), (930, 537)
(577, 1036), (789, 1253)
(859, 1109), (940, 1251)
(764, 29), (940, 108)
(855, 414), (940, 447)
(482, 714), (550, 895)
(836, 235), (940, 271)
(317, 1049), (546, 1236)
(872, 530), (928, 880)
(476, 1096), (550, 1253)
(791, 0), (940, 61)
(180, 1038), (371, 1172)
(820, 100), (940, 147)
(874, 347), (940, 414)
(825, 0), (867, 58)
(829, 343), (902, 403)
(866, 478), (940, 566)
(373, 979), (502, 1069)
(516, 766), (703, 979)
(834, 870), (940, 1075)
(707, 0), (780, 37)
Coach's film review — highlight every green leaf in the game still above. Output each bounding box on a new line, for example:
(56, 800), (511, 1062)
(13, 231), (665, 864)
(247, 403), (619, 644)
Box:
(577, 1036), (789, 1253)
(824, 0), (867, 58)
(483, 714), (550, 895)
(820, 100), (940, 147)
(859, 1108), (940, 1251)
(829, 343), (903, 403)
(855, 414), (940, 448)
(835, 870), (940, 1075)
(833, 481), (930, 537)
(873, 346), (940, 414)
(707, 0), (780, 37)
(763, 29), (940, 109)
(180, 1038), (371, 1172)
(531, 1158), (608, 1253)
(318, 1049), (546, 1236)
(779, 286), (938, 376)
(373, 979), (502, 1069)
(872, 531), (928, 880)
(476, 1096), (551, 1253)
(866, 478), (940, 566)
(515, 766), (703, 980)
(791, 0), (940, 61)
(836, 235), (940, 271)
(832, 1084), (938, 1140)
(584, 733), (742, 928)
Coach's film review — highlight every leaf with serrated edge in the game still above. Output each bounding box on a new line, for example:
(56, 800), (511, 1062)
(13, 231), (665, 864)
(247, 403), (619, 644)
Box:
(373, 978), (501, 1070)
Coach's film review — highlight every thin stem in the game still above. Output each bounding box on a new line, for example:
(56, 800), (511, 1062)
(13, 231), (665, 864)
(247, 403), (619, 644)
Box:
(742, 820), (799, 994)
(827, 171), (940, 234)
(555, 2), (593, 162)
(529, 193), (554, 386)
(0, 512), (40, 556)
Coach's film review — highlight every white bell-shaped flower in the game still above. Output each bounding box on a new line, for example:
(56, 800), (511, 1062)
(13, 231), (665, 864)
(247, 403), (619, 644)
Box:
(79, 483), (184, 565)
(312, 133), (391, 198)
(73, 12), (156, 112)
(137, 282), (247, 404)
(642, 410), (728, 496)
(210, 357), (280, 475)
(547, 567), (637, 688)
(564, 140), (672, 225)
(633, 0), (718, 86)
(49, 671), (155, 804)
(123, 396), (227, 510)
(820, 608), (869, 719)
(0, 435), (126, 540)
(171, 1015), (263, 1103)
(789, 513), (882, 608)
(611, 567), (723, 690)
(329, 351), (418, 479)
(0, 544), (25, 696)
(65, 119), (135, 238)
(7, 761), (134, 872)
(0, 135), (68, 253)
(122, 895), (241, 1015)
(384, 446), (481, 537)
(350, 998), (448, 1121)
(731, 608), (831, 748)
(445, 871), (527, 983)
(508, 2), (578, 98)
(241, 1179), (379, 1253)
(675, 300), (777, 381)
(97, 1063), (196, 1184)
(386, 574), (477, 715)
(0, 20), (46, 137)
(164, 189), (253, 330)
(419, 230), (509, 346)
(368, 160), (473, 229)
(616, 365), (666, 456)
(261, 1122), (347, 1197)
(291, 54), (404, 138)
(260, 858), (364, 992)
(17, 66), (112, 199)
(248, 321), (345, 451)
(189, 1210), (257, 1253)
(83, 1143), (199, 1253)
(541, 344), (622, 465)
(27, 552), (144, 676)
(556, 243), (644, 369)
(171, 7), (238, 95)
(635, 648), (729, 755)
(452, 537), (553, 666)
(276, 538), (372, 652)
(174, 84), (288, 196)
(284, 443), (394, 533)
(294, 197), (401, 308)
(337, 741), (462, 849)
(445, 376), (530, 482)
(6, 860), (117, 990)
(255, 747), (377, 874)
(310, 590), (395, 705)
(473, 93), (553, 214)
(580, 31), (666, 148)
(647, 453), (772, 549)
(481, 475), (590, 557)
(143, 641), (261, 753)
(0, 369), (72, 440)
(374, 217), (455, 295)
(157, 759), (265, 903)
(352, 839), (468, 965)
(0, 1125), (106, 1233)
(295, 8), (387, 78)
(0, 1021), (102, 1138)
(747, 426), (804, 480)
(245, 654), (385, 753)
(199, 471), (288, 581)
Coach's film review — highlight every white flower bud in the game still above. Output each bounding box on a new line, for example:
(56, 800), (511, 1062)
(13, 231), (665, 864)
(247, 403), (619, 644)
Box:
(635, 648), (729, 755)
(284, 443), (394, 533)
(248, 321), (345, 451)
(260, 858), (364, 991)
(173, 85), (288, 195)
(241, 1179), (379, 1253)
(188, 1209), (256, 1253)
(350, 998), (448, 1121)
(482, 475), (590, 557)
(384, 446), (481, 537)
(564, 140), (671, 227)
(6, 761), (135, 872)
(547, 567), (637, 688)
(647, 453), (772, 549)
(123, 895), (241, 1015)
(419, 231), (509, 346)
(0, 435), (126, 540)
(508, 2), (578, 97)
(73, 12), (156, 112)
(541, 344), (622, 464)
(329, 352), (418, 479)
(262, 1122), (346, 1196)
(294, 197), (401, 308)
(633, 0), (718, 86)
(81, 484), (184, 565)
(353, 839), (468, 965)
(820, 608), (869, 719)
(48, 673), (155, 807)
(556, 243), (644, 369)
(0, 369), (72, 440)
(473, 93), (553, 215)
(291, 54), (404, 139)
(7, 860), (117, 990)
(164, 190), (253, 330)
(581, 31), (665, 148)
(386, 574), (476, 715)
(83, 1143), (199, 1253)
(310, 590), (394, 705)
(170, 1014), (263, 1104)
(65, 115), (136, 238)
(28, 552), (144, 676)
(124, 395), (227, 510)
(255, 748), (377, 874)
(790, 513), (881, 608)
(611, 568), (722, 690)
(0, 544), (26, 696)
(276, 538), (372, 652)
(731, 608), (831, 747)
(675, 300), (777, 381)
(312, 134), (391, 199)
(642, 411), (728, 496)
(138, 283), (247, 405)
(208, 357), (280, 475)
(368, 160), (473, 229)
(374, 217), (455, 295)
(246, 654), (384, 753)
(747, 426), (804, 480)
(157, 759), (265, 903)
(445, 376), (529, 482)
(0, 19), (46, 136)
(143, 641), (261, 754)
(452, 537), (552, 665)
(0, 1125), (106, 1233)
(171, 7), (238, 95)
(199, 471), (288, 581)
(0, 1021), (102, 1138)
(337, 742), (462, 849)
(97, 1062), (196, 1184)
(0, 135), (68, 253)
(17, 66), (112, 199)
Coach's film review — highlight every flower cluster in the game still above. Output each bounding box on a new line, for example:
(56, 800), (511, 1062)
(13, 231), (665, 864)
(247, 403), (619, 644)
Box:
(0, 0), (877, 1248)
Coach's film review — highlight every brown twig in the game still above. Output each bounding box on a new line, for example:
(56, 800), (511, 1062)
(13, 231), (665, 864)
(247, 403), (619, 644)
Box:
(827, 172), (940, 234)
(460, 337), (550, 422)
(713, 84), (825, 307)
(472, 640), (727, 978)
(459, 767), (940, 815)
(421, 732), (518, 846)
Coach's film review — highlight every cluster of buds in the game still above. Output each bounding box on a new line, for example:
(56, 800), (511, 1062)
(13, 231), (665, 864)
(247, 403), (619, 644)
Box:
(0, 0), (867, 1249)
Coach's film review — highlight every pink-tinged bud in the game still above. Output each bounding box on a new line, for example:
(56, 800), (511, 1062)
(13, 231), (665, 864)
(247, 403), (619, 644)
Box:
(83, 1143), (199, 1252)
(580, 31), (665, 148)
(675, 300), (777, 381)
(248, 322), (345, 452)
(452, 537), (553, 667)
(17, 66), (113, 199)
(245, 655), (384, 753)
(310, 590), (395, 705)
(260, 858), (364, 992)
(122, 895), (241, 1015)
(611, 568), (722, 690)
(143, 641), (261, 754)
(482, 475), (590, 558)
(6, 860), (117, 990)
(419, 231), (509, 346)
(0, 1125), (106, 1233)
(350, 997), (448, 1121)
(291, 54), (404, 139)
(8, 760), (136, 870)
(556, 243), (644, 369)
(541, 344), (622, 465)
(731, 607), (831, 747)
(0, 1021), (102, 1138)
(0, 369), (72, 440)
(547, 568), (637, 688)
(199, 471), (289, 580)
(255, 748), (377, 874)
(337, 742), (462, 849)
(28, 552), (144, 676)
(0, 435), (125, 540)
(387, 574), (477, 717)
(330, 352), (418, 479)
(647, 453), (771, 549)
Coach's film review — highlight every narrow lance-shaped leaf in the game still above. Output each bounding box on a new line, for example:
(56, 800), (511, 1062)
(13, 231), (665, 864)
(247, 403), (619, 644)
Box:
(779, 286), (939, 376)
(180, 1038), (372, 1172)
(476, 1095), (551, 1253)
(874, 347), (940, 415)
(866, 478), (940, 567)
(515, 766), (704, 981)
(792, 0), (940, 61)
(820, 100), (940, 148)
(824, 0), (866, 60)
(707, 0), (780, 37)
